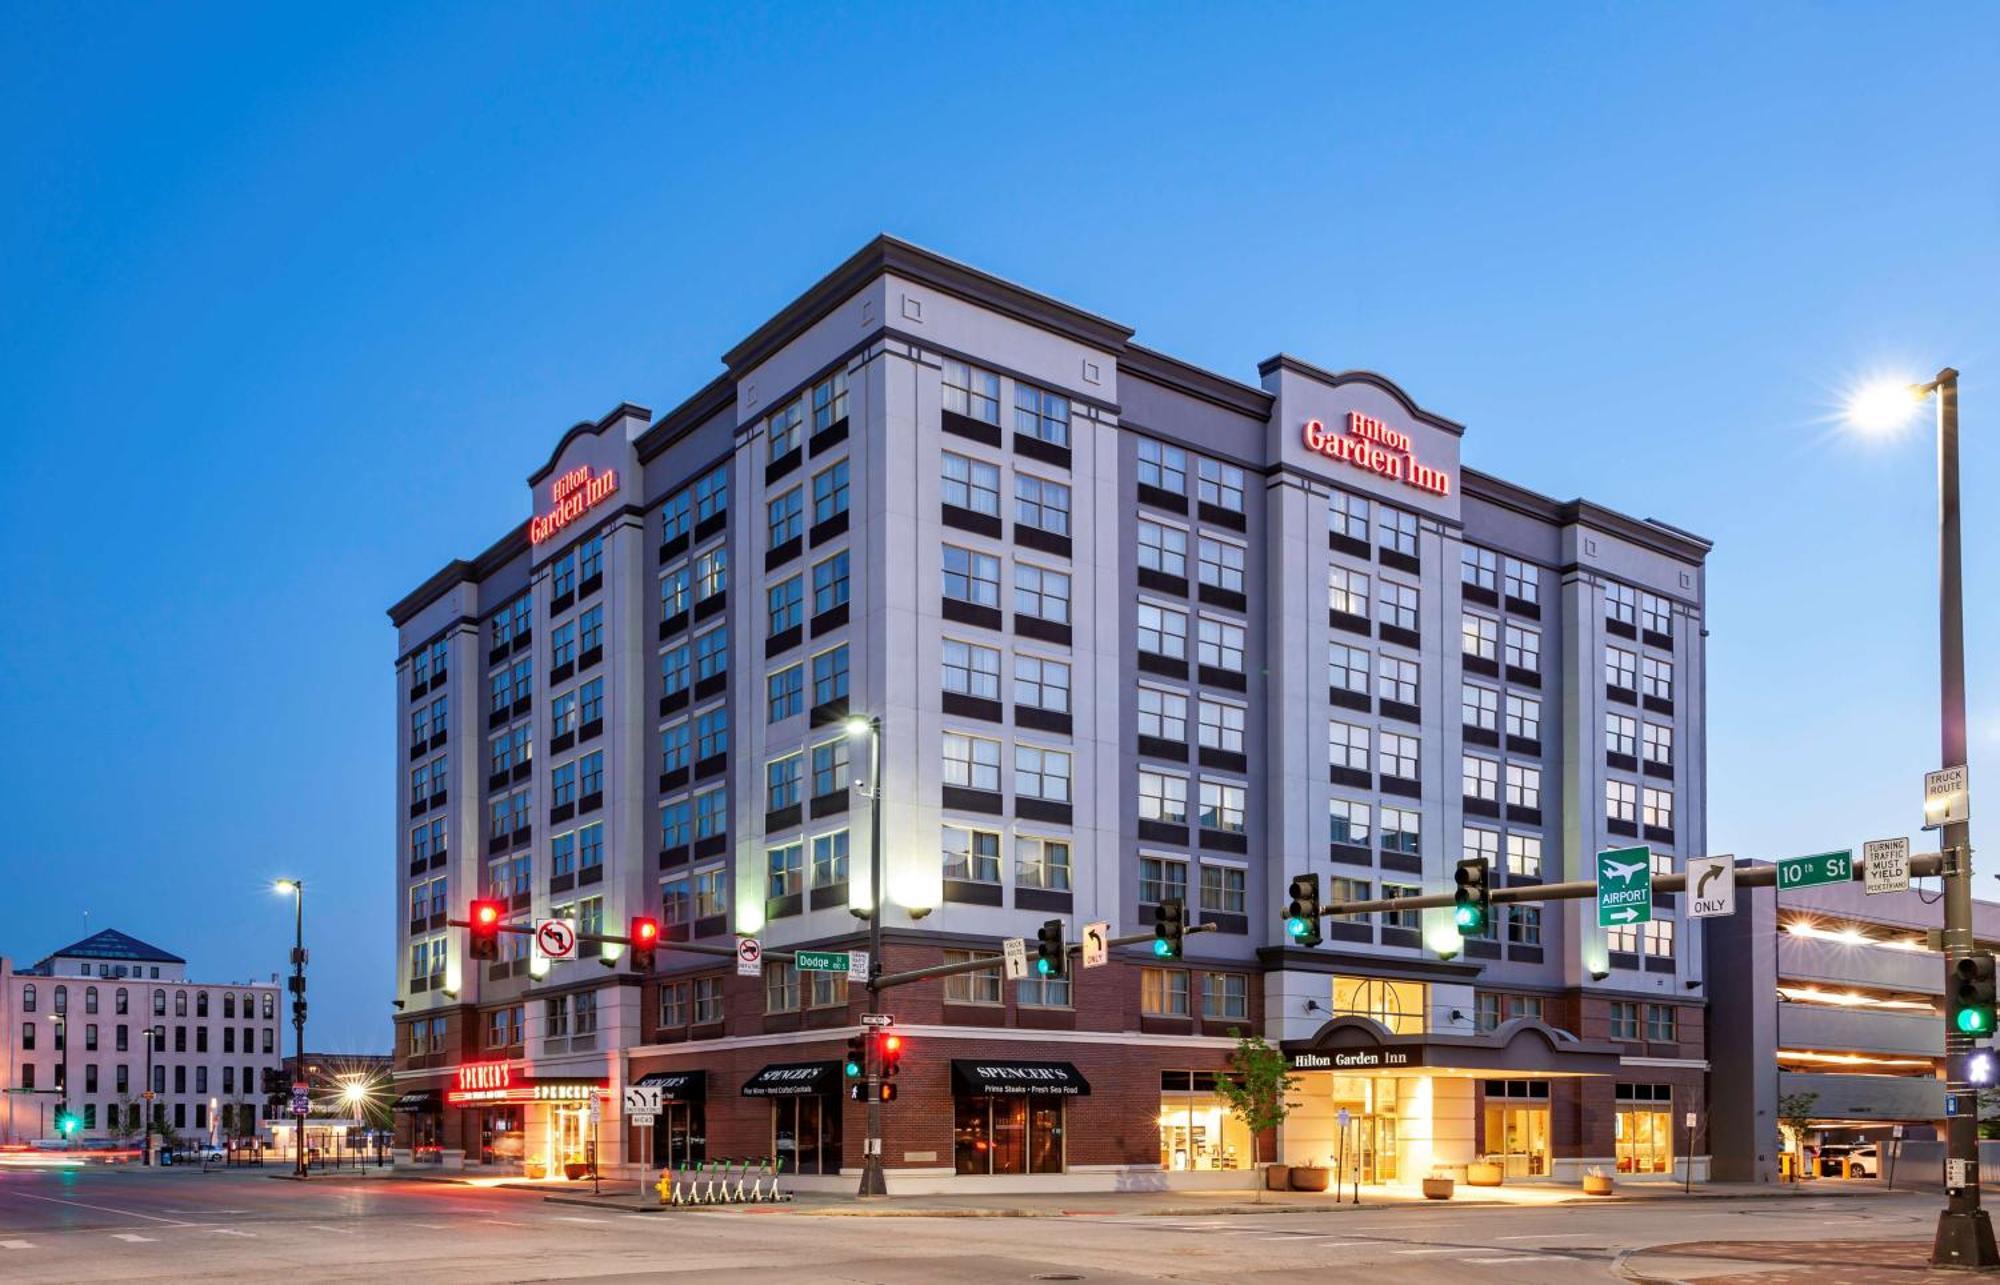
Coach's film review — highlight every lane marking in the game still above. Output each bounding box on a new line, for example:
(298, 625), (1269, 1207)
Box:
(111, 1233), (156, 1244)
(308, 1225), (354, 1234)
(1, 1191), (193, 1226)
(1497, 1232), (1597, 1240)
(481, 1219), (527, 1227)
(1463, 1256), (1563, 1264)
(553, 1216), (610, 1224)
(1391, 1247), (1463, 1255)
(410, 1222), (450, 1230)
(1, 1241), (34, 1250)
(211, 1229), (256, 1238)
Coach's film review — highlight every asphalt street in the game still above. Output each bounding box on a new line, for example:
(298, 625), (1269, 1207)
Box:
(0, 1166), (1946, 1283)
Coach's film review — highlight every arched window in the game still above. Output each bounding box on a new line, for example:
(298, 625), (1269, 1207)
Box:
(53, 985), (67, 1013)
(115, 988), (128, 1015)
(153, 989), (166, 1016)
(223, 994), (236, 1019)
(174, 991), (187, 1017)
(196, 992), (209, 1018)
(85, 987), (98, 1014)
(22, 984), (34, 1013)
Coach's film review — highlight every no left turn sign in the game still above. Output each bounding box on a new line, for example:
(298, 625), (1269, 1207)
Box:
(535, 918), (578, 961)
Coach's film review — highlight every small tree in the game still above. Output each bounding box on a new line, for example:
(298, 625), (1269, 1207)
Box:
(1213, 1030), (1298, 1193)
(108, 1095), (139, 1145)
(1777, 1091), (1818, 1183)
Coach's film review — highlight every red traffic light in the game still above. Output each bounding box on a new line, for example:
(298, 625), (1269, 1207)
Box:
(634, 917), (660, 943)
(474, 902), (500, 927)
(882, 1034), (901, 1053)
(468, 899), (505, 961)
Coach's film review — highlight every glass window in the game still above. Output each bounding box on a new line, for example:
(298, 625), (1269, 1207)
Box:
(810, 738), (849, 798)
(766, 755), (803, 811)
(1196, 537), (1245, 592)
(767, 843), (803, 899)
(1507, 905), (1542, 946)
(1014, 383), (1070, 446)
(1329, 721), (1369, 772)
(1015, 564), (1070, 622)
(1507, 833), (1542, 878)
(695, 705), (729, 759)
(764, 960), (800, 1013)
(1606, 778), (1637, 822)
(1463, 755), (1499, 801)
(1461, 546), (1497, 590)
(812, 459), (849, 523)
(1139, 855), (1188, 906)
(1505, 625), (1540, 672)
(661, 565), (692, 617)
(1199, 865), (1246, 914)
(1641, 593), (1673, 635)
(660, 492), (692, 546)
(1016, 475), (1070, 534)
(768, 487), (804, 548)
(1463, 683), (1498, 730)
(1378, 507), (1418, 556)
(768, 576), (804, 637)
(1329, 642), (1369, 694)
(942, 359), (1000, 423)
(942, 545), (1001, 607)
(1379, 654), (1419, 705)
(1142, 968), (1190, 1016)
(943, 950), (1002, 1004)
(812, 551), (849, 614)
(1197, 780), (1245, 833)
(1014, 745), (1071, 801)
(1606, 646), (1638, 690)
(1330, 976), (1426, 1035)
(1377, 580), (1419, 632)
(1506, 694), (1540, 742)
(1138, 771), (1188, 824)
(1014, 654), (1070, 712)
(1330, 490), (1369, 542)
(1197, 618), (1243, 671)
(1329, 566), (1369, 617)
(942, 733), (1001, 791)
(1643, 656), (1674, 701)
(942, 826), (1001, 883)
(943, 638), (1001, 699)
(1643, 722), (1673, 766)
(1463, 613), (1498, 660)
(1378, 731), (1419, 781)
(811, 645), (849, 706)
(768, 397), (803, 460)
(1329, 798), (1371, 846)
(1137, 438), (1186, 492)
(1138, 603), (1188, 659)
(1138, 520), (1188, 577)
(1503, 558), (1538, 603)
(768, 665), (804, 721)
(1197, 699), (1244, 753)
(1159, 1069), (1252, 1171)
(811, 367), (848, 431)
(1605, 582), (1636, 625)
(1506, 764), (1541, 810)
(1643, 787), (1674, 831)
(1197, 458), (1245, 511)
(941, 451), (1001, 515)
(1139, 687), (1189, 743)
(811, 830), (849, 888)
(1016, 837), (1071, 891)
(1381, 806), (1421, 856)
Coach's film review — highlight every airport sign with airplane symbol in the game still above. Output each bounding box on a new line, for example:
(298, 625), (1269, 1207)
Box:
(1597, 846), (1653, 928)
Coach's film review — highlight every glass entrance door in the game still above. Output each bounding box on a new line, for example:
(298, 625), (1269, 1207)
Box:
(1484, 1105), (1551, 1177)
(1328, 1075), (1400, 1184)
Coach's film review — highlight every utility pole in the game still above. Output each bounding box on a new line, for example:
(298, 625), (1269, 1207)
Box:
(850, 714), (889, 1198)
(143, 1027), (155, 1165)
(277, 879), (309, 1179)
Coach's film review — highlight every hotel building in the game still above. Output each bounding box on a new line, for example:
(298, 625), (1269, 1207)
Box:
(387, 237), (1712, 1189)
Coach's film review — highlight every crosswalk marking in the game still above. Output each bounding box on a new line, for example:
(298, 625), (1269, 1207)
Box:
(553, 1216), (610, 1224)
(1, 1241), (34, 1251)
(1497, 1232), (1593, 1240)
(111, 1233), (156, 1243)
(1391, 1247), (1461, 1255)
(308, 1225), (353, 1234)
(1462, 1255), (1562, 1264)
(211, 1229), (256, 1238)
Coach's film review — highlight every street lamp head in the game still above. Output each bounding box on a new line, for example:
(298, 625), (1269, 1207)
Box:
(844, 715), (872, 738)
(1845, 378), (1926, 434)
(273, 879), (299, 895)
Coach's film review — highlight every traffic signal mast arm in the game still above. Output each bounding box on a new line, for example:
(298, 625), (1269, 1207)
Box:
(446, 916), (801, 963)
(1309, 851), (1947, 920)
(870, 922), (1220, 991)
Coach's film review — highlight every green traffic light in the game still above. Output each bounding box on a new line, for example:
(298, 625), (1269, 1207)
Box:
(1153, 938), (1172, 958)
(1285, 916), (1308, 938)
(844, 1060), (862, 1076)
(1958, 1008), (1992, 1035)
(1453, 904), (1483, 931)
(1036, 958), (1051, 975)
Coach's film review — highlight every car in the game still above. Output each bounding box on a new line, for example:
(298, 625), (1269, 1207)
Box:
(1847, 1144), (1880, 1178)
(190, 1143), (227, 1163)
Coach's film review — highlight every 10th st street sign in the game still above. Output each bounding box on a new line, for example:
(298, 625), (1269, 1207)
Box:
(1597, 846), (1653, 928)
(1777, 849), (1853, 891)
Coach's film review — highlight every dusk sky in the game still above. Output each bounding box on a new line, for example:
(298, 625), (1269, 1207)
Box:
(2, 4), (1994, 1048)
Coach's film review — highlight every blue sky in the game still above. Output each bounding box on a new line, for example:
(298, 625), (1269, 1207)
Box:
(2, 3), (1995, 1046)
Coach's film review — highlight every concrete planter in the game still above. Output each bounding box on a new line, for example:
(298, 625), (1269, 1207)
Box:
(1582, 1173), (1615, 1196)
(1421, 1177), (1454, 1200)
(1466, 1161), (1505, 1187)
(1264, 1165), (1291, 1191)
(1289, 1166), (1330, 1192)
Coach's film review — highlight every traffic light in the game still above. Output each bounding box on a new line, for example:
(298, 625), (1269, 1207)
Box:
(844, 1034), (866, 1078)
(1154, 898), (1186, 959)
(1036, 919), (1067, 978)
(1285, 874), (1322, 946)
(468, 899), (503, 961)
(1953, 1048), (1998, 1086)
(1951, 953), (1997, 1036)
(1453, 856), (1491, 935)
(878, 1082), (898, 1103)
(880, 1033), (904, 1078)
(629, 916), (660, 972)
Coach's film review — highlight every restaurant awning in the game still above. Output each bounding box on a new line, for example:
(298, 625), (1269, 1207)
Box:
(391, 1090), (441, 1113)
(740, 1061), (840, 1097)
(634, 1070), (707, 1102)
(951, 1059), (1091, 1097)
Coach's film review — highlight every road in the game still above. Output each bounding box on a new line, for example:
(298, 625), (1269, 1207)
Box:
(0, 1165), (1946, 1283)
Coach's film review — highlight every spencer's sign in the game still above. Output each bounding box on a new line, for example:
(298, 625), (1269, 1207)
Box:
(531, 465), (620, 544)
(1302, 412), (1451, 497)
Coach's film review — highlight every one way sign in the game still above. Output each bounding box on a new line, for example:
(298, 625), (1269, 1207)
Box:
(1687, 855), (1736, 920)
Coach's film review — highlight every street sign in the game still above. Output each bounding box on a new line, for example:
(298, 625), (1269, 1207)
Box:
(1336, 1108), (1352, 1130)
(630, 1113), (656, 1128)
(1864, 837), (1912, 895)
(796, 949), (850, 972)
(736, 937), (762, 977)
(290, 1088), (309, 1117)
(1684, 1111), (1696, 1129)
(1926, 765), (1971, 829)
(1081, 921), (1110, 969)
(1001, 937), (1029, 980)
(1687, 855), (1736, 920)
(1949, 1158), (1973, 1191)
(588, 1101), (601, 1124)
(846, 950), (870, 983)
(860, 1012), (894, 1028)
(533, 918), (578, 961)
(623, 1085), (662, 1115)
(1776, 849), (1853, 891)
(1894, 1124), (1906, 1140)
(1596, 846), (1653, 928)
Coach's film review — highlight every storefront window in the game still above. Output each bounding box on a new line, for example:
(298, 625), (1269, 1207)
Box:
(1615, 1083), (1673, 1174)
(1158, 1071), (1251, 1170)
(481, 1107), (524, 1165)
(772, 1095), (841, 1175)
(954, 1096), (1063, 1175)
(651, 1101), (707, 1170)
(1330, 976), (1426, 1035)
(1481, 1080), (1551, 1177)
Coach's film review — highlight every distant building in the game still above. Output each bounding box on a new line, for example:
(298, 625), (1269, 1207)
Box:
(0, 930), (284, 1145)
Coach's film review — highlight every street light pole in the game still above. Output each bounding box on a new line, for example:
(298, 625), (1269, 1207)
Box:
(143, 1027), (155, 1165)
(1926, 369), (1998, 1269)
(277, 879), (308, 1179)
(52, 1014), (68, 1149)
(849, 714), (889, 1198)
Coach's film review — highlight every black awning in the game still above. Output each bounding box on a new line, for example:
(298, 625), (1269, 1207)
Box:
(951, 1059), (1090, 1097)
(634, 1070), (707, 1102)
(391, 1090), (441, 1113)
(740, 1061), (840, 1098)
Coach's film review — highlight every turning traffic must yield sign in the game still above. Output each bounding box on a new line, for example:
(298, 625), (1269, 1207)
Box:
(1596, 846), (1653, 928)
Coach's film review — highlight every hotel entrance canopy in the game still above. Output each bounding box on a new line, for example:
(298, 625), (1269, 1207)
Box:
(1281, 1016), (1625, 1078)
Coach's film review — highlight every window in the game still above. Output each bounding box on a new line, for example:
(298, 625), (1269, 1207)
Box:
(1645, 1004), (1677, 1041)
(1609, 1001), (1640, 1039)
(942, 359), (1000, 423)
(1379, 654), (1419, 705)
(1462, 546), (1497, 591)
(1378, 731), (1419, 781)
(768, 487), (804, 548)
(1504, 625), (1540, 672)
(1377, 580), (1419, 632)
(661, 565), (692, 618)
(943, 950), (1002, 1004)
(660, 646), (691, 696)
(695, 705), (730, 759)
(1616, 1083), (1674, 1175)
(1503, 558), (1538, 603)
(1015, 655), (1070, 712)
(812, 459), (849, 523)
(1643, 787), (1674, 831)
(1606, 646), (1637, 691)
(811, 645), (849, 705)
(1378, 506), (1418, 556)
(1137, 438), (1186, 492)
(767, 755), (803, 811)
(1015, 564), (1070, 623)
(810, 738), (849, 799)
(768, 576), (804, 637)
(942, 545), (1000, 607)
(936, 820), (1000, 880)
(1646, 918), (1676, 958)
(1138, 519), (1188, 577)
(1643, 722), (1674, 766)
(809, 969), (848, 1009)
(1328, 721), (1369, 771)
(1199, 780), (1245, 833)
(694, 788), (728, 840)
(1016, 837), (1071, 891)
(576, 604), (604, 656)
(1139, 687), (1189, 743)
(1139, 771), (1188, 825)
(768, 665), (804, 721)
(1382, 882), (1421, 930)
(551, 761), (578, 809)
(1201, 972), (1249, 1020)
(1464, 826), (1500, 868)
(1381, 806), (1420, 856)
(768, 397), (803, 460)
(942, 732), (1001, 791)
(1017, 970), (1071, 1009)
(552, 552), (576, 600)
(662, 875), (690, 928)
(812, 551), (849, 613)
(1014, 383), (1070, 446)
(1197, 699), (1244, 753)
(694, 864), (727, 917)
(1329, 798), (1371, 846)
(1463, 755), (1499, 801)
(1607, 920), (1639, 954)
(811, 830), (849, 888)
(1606, 779), (1637, 822)
(1015, 745), (1071, 801)
(1507, 833), (1543, 878)
(1505, 694), (1540, 742)
(1016, 475), (1070, 534)
(696, 547), (728, 601)
(1197, 617), (1244, 672)
(1641, 592), (1672, 635)
(1138, 602), (1188, 659)
(693, 976), (725, 1024)
(941, 451), (1000, 515)
(660, 492), (692, 547)
(1330, 976), (1426, 1035)
(1197, 458), (1245, 511)
(1329, 566), (1369, 617)
(691, 630), (727, 685)
(767, 843), (803, 899)
(1330, 490), (1369, 542)
(1200, 864), (1247, 914)
(1506, 764), (1541, 811)
(1142, 968), (1190, 1016)
(764, 961), (800, 1013)
(1605, 582), (1636, 626)
(1463, 684), (1498, 730)
(551, 831), (576, 877)
(1642, 656), (1674, 701)
(942, 638), (1001, 699)
(1507, 905), (1542, 946)
(658, 982), (689, 1029)
(1140, 856), (1188, 906)
(1196, 537), (1244, 592)
(1329, 642), (1369, 694)
(811, 367), (848, 431)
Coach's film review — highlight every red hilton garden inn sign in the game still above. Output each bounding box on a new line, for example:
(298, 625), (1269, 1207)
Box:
(1303, 412), (1451, 497)
(531, 465), (620, 544)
